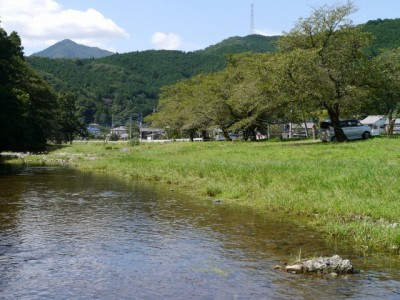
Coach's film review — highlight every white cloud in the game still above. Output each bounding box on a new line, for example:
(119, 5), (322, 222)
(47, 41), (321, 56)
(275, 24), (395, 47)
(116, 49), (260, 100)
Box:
(151, 32), (181, 50)
(0, 0), (128, 54)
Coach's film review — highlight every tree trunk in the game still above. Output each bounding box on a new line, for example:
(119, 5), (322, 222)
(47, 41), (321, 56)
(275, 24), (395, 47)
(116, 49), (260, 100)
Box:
(302, 113), (309, 138)
(248, 126), (257, 141)
(387, 109), (395, 138)
(312, 124), (317, 140)
(222, 129), (231, 141)
(189, 130), (195, 142)
(326, 105), (347, 142)
(200, 130), (208, 141)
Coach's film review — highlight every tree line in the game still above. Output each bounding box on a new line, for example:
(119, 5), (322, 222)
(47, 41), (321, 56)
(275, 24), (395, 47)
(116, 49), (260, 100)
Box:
(148, 2), (400, 142)
(0, 26), (84, 151)
(25, 16), (400, 135)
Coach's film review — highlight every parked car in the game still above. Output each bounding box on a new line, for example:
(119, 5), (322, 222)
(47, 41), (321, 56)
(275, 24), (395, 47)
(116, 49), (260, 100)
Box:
(320, 119), (372, 142)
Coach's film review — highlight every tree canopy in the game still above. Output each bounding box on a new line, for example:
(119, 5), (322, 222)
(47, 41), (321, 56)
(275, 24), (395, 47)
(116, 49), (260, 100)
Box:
(148, 1), (400, 142)
(0, 25), (83, 151)
(149, 53), (283, 140)
(275, 1), (374, 141)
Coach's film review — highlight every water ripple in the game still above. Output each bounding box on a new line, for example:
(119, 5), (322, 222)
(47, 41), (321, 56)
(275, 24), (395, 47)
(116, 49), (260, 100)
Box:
(0, 166), (399, 299)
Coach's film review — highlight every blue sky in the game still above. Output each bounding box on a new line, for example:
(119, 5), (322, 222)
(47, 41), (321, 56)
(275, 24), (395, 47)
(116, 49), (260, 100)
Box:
(1, 0), (399, 55)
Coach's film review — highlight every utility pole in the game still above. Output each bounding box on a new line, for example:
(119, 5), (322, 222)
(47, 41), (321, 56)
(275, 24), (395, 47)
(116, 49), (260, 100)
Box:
(139, 112), (143, 141)
(129, 114), (132, 140)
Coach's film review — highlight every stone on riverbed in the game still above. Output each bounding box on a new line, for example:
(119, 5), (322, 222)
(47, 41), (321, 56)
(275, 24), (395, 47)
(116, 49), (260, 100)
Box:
(284, 255), (353, 275)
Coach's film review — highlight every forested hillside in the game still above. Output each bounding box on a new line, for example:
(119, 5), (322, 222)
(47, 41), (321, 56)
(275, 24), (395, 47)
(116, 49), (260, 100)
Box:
(26, 35), (280, 127)
(31, 39), (114, 59)
(203, 34), (278, 54)
(26, 19), (400, 128)
(28, 50), (226, 126)
(363, 18), (400, 56)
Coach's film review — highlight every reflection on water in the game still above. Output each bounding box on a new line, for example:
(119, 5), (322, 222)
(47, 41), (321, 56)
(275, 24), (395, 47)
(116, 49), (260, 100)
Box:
(0, 165), (399, 299)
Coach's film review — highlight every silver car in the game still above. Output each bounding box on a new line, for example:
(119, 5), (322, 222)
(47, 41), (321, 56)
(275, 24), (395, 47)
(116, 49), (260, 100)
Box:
(320, 119), (372, 142)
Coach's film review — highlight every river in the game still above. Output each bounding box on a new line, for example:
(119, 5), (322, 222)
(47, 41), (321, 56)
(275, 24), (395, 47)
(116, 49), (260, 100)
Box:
(0, 164), (399, 299)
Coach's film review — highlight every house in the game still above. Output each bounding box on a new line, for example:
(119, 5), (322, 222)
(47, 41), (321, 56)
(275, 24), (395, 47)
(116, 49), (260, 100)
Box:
(110, 126), (127, 136)
(360, 115), (387, 136)
(139, 127), (164, 140)
(110, 126), (129, 140)
(87, 125), (101, 136)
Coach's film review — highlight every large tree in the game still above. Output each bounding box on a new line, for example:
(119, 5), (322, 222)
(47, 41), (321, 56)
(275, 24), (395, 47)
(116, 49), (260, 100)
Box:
(0, 25), (82, 151)
(276, 1), (373, 141)
(51, 92), (86, 143)
(149, 53), (280, 141)
(215, 53), (279, 140)
(148, 74), (213, 140)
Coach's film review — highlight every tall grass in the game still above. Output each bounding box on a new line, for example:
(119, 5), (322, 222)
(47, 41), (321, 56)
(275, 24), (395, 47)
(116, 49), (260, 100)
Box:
(12, 138), (400, 255)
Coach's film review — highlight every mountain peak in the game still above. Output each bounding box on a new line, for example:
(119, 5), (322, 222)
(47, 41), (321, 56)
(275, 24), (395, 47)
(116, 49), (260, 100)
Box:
(59, 39), (78, 45)
(30, 39), (114, 59)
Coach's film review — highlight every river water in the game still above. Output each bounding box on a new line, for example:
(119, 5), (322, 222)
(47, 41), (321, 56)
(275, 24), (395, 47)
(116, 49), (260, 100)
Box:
(0, 165), (399, 299)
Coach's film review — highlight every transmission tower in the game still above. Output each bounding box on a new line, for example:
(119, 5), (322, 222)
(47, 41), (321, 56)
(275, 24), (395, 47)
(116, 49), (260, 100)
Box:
(250, 3), (255, 35)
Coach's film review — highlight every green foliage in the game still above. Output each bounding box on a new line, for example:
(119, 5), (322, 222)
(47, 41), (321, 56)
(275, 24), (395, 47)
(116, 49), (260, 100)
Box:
(149, 52), (283, 140)
(368, 48), (400, 114)
(203, 34), (278, 54)
(222, 54), (279, 139)
(51, 92), (86, 143)
(27, 50), (227, 127)
(127, 138), (140, 146)
(0, 26), (85, 151)
(0, 27), (56, 151)
(274, 1), (374, 142)
(109, 133), (119, 141)
(25, 35), (284, 129)
(363, 18), (400, 56)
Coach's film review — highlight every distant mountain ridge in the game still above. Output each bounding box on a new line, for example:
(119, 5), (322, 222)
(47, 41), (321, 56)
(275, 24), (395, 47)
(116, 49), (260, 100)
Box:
(29, 18), (400, 59)
(31, 35), (277, 59)
(30, 39), (114, 59)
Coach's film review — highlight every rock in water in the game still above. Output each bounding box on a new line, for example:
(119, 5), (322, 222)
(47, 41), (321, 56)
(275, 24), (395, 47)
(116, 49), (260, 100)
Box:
(283, 255), (353, 275)
(302, 255), (353, 275)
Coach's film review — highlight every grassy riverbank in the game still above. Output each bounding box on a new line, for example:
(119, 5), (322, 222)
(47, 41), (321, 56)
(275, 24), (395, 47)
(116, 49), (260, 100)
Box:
(9, 138), (400, 255)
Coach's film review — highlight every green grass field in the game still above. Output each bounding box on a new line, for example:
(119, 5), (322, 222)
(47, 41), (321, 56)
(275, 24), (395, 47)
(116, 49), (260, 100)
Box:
(11, 138), (400, 255)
